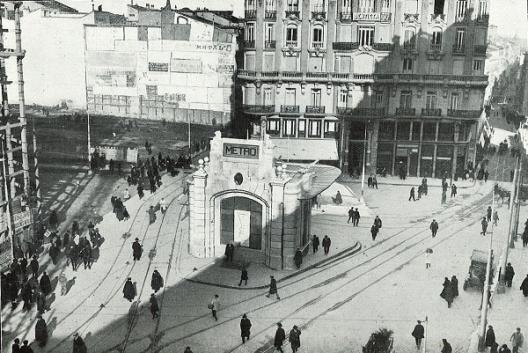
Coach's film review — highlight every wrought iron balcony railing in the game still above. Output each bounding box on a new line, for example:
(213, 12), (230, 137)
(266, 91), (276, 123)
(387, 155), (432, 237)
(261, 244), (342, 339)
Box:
(281, 105), (300, 113)
(447, 109), (481, 118)
(305, 106), (325, 114)
(265, 40), (276, 49)
(421, 108), (442, 116)
(245, 9), (256, 19)
(332, 42), (359, 50)
(395, 107), (416, 116)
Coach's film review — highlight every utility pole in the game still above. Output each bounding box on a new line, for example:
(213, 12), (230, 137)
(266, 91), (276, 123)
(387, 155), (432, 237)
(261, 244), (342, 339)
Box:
(423, 315), (428, 353)
(360, 122), (367, 201)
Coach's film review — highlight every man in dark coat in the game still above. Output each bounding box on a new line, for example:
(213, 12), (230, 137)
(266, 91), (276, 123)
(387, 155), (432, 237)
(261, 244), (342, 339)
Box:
(371, 224), (379, 241)
(354, 208), (361, 226)
(19, 257), (28, 280)
(294, 248), (303, 269)
(81, 243), (93, 270)
(322, 235), (331, 255)
(440, 277), (454, 308)
(36, 290), (46, 314)
(72, 333), (87, 353)
(240, 314), (252, 343)
(35, 315), (48, 347)
(411, 320), (425, 349)
(123, 278), (136, 302)
(39, 272), (52, 296)
(505, 263), (515, 287)
(374, 216), (382, 229)
(274, 322), (286, 353)
(12, 338), (21, 353)
(312, 235), (319, 253)
(289, 325), (301, 353)
(21, 281), (33, 311)
(486, 325), (496, 349)
(347, 207), (355, 223)
(224, 243), (235, 262)
(30, 255), (39, 277)
(49, 244), (60, 265)
(151, 269), (163, 293)
(430, 219), (439, 238)
(149, 293), (160, 319)
(132, 238), (142, 261)
(451, 275), (459, 297)
(451, 184), (457, 197)
(20, 340), (33, 353)
(239, 267), (248, 286)
(409, 187), (416, 201)
(266, 275), (280, 300)
(487, 206), (492, 222)
(520, 274), (528, 296)
(482, 217), (488, 235)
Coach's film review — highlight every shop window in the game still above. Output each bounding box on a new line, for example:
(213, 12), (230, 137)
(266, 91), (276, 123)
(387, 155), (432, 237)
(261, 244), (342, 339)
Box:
(438, 122), (454, 141)
(397, 121), (411, 140)
(267, 119), (280, 136)
(298, 119), (306, 137)
(324, 120), (337, 138)
(308, 120), (322, 137)
(411, 122), (421, 141)
(379, 121), (395, 140)
(283, 119), (296, 137)
(422, 122), (436, 140)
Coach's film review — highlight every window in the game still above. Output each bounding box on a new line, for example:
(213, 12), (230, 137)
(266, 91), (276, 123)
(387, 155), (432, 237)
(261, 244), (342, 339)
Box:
(312, 0), (326, 12)
(287, 0), (299, 11)
(312, 27), (324, 48)
(455, 28), (465, 49)
(335, 56), (351, 73)
(324, 120), (337, 138)
(478, 0), (488, 17)
(245, 0), (256, 10)
(450, 93), (459, 109)
(286, 25), (298, 45)
(434, 0), (445, 14)
(402, 58), (413, 72)
(359, 0), (375, 12)
(404, 28), (416, 49)
(473, 59), (483, 72)
(265, 0), (276, 11)
(431, 30), (442, 49)
(358, 26), (374, 46)
(381, 0), (390, 11)
(246, 23), (255, 41)
(426, 92), (437, 109)
(308, 120), (322, 137)
(311, 89), (322, 106)
(400, 90), (412, 108)
(298, 119), (306, 137)
(264, 88), (274, 106)
(455, 0), (467, 18)
(342, 0), (352, 10)
(374, 91), (383, 107)
(265, 23), (275, 43)
(285, 88), (296, 105)
(338, 89), (348, 107)
(283, 119), (296, 137)
(267, 119), (280, 134)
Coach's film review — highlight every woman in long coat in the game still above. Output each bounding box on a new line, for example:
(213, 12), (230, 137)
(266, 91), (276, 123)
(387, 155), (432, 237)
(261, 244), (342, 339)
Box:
(151, 270), (164, 293)
(451, 275), (459, 297)
(123, 278), (136, 302)
(520, 274), (528, 297)
(289, 325), (301, 353)
(149, 206), (156, 224)
(35, 315), (48, 347)
(240, 314), (252, 343)
(39, 272), (52, 296)
(72, 333), (87, 353)
(274, 323), (286, 352)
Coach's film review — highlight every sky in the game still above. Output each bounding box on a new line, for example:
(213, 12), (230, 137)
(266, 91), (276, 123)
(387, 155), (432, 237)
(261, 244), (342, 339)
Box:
(61, 0), (527, 37)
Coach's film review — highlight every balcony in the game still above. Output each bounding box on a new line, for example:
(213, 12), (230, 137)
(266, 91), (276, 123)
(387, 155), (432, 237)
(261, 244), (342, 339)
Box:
(243, 40), (255, 49)
(474, 45), (487, 56)
(430, 13), (446, 22)
(340, 11), (352, 22)
(477, 14), (489, 23)
(312, 42), (325, 50)
(282, 71), (302, 78)
(265, 10), (277, 20)
(285, 10), (300, 18)
(402, 42), (417, 52)
(337, 107), (385, 116)
(265, 40), (276, 49)
(305, 105), (325, 114)
(245, 9), (256, 19)
(372, 42), (394, 51)
(430, 43), (442, 51)
(285, 40), (299, 47)
(332, 42), (359, 50)
(447, 109), (481, 119)
(395, 107), (416, 116)
(306, 72), (328, 79)
(421, 108), (442, 116)
(261, 71), (278, 78)
(311, 11), (326, 20)
(243, 105), (275, 114)
(281, 105), (300, 114)
(452, 45), (465, 55)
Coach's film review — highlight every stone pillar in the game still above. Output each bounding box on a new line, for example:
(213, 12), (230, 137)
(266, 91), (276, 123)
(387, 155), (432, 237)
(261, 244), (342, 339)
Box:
(189, 161), (208, 258)
(452, 122), (460, 181)
(269, 174), (287, 269)
(260, 117), (267, 140)
(368, 120), (379, 175)
(282, 182), (301, 269)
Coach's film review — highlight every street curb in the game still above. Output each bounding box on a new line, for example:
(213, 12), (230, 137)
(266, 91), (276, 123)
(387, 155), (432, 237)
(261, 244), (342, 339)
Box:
(339, 179), (478, 189)
(184, 242), (362, 290)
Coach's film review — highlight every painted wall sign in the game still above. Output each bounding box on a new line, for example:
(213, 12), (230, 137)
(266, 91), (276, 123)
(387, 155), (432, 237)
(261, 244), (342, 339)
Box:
(13, 211), (32, 229)
(171, 58), (203, 73)
(148, 62), (169, 72)
(223, 143), (259, 159)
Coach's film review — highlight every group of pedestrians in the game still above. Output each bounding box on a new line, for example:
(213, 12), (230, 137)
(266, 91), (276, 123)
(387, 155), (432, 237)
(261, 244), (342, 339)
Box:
(408, 178), (429, 201)
(347, 207), (361, 226)
(370, 216), (383, 241)
(110, 196), (130, 221)
(367, 175), (378, 189)
(486, 325), (525, 353)
(440, 275), (459, 308)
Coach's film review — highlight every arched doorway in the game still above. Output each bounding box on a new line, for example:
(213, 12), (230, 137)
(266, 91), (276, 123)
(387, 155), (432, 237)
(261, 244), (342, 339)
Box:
(220, 196), (263, 250)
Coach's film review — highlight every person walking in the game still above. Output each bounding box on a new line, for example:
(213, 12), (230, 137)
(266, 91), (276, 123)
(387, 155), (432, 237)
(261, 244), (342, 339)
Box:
(487, 206), (493, 222)
(493, 210), (499, 226)
(210, 294), (220, 321)
(451, 184), (457, 198)
(441, 339), (453, 353)
(440, 277), (454, 308)
(239, 267), (248, 286)
(72, 333), (87, 353)
(58, 271), (68, 296)
(411, 320), (425, 349)
(486, 325), (497, 350)
(20, 340), (33, 353)
(520, 274), (528, 296)
(510, 328), (524, 353)
(266, 275), (280, 300)
(505, 263), (515, 288)
(12, 338), (21, 353)
(240, 314), (252, 343)
(347, 207), (354, 224)
(159, 197), (167, 214)
(39, 272), (52, 296)
(430, 219), (439, 238)
(149, 206), (156, 224)
(499, 344), (512, 353)
(294, 248), (303, 269)
(374, 215), (382, 229)
(289, 325), (301, 353)
(149, 293), (160, 319)
(371, 224), (379, 241)
(123, 278), (136, 302)
(21, 281), (33, 311)
(409, 187), (416, 201)
(151, 269), (164, 293)
(132, 238), (142, 261)
(522, 229), (528, 247)
(354, 208), (361, 226)
(30, 255), (39, 277)
(274, 323), (286, 353)
(482, 217), (489, 235)
(451, 275), (459, 298)
(322, 235), (331, 255)
(224, 243), (235, 262)
(35, 315), (48, 347)
(425, 249), (433, 269)
(312, 235), (319, 253)
(372, 175), (378, 189)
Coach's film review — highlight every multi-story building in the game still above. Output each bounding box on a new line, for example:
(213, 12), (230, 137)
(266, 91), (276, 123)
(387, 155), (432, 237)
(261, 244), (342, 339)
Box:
(238, 0), (489, 178)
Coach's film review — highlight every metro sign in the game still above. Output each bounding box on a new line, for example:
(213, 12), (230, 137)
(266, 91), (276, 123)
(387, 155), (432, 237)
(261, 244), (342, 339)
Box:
(223, 143), (259, 159)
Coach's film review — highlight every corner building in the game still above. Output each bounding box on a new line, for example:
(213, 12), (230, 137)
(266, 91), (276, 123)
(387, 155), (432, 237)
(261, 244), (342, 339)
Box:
(238, 0), (489, 178)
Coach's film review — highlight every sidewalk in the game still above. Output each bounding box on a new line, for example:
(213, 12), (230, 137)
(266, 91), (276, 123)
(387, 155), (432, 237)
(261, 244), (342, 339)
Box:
(339, 174), (477, 188)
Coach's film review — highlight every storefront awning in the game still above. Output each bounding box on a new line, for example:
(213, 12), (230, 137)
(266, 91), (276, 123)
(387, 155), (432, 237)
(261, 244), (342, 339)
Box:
(272, 138), (339, 161)
(281, 163), (342, 200)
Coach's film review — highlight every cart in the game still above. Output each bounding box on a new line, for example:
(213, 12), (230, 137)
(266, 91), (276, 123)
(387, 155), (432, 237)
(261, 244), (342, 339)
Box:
(463, 249), (494, 291)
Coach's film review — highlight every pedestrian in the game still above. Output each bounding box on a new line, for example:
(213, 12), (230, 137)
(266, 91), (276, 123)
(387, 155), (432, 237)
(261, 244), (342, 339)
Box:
(510, 328), (524, 353)
(151, 269), (164, 293)
(150, 293), (160, 319)
(49, 244), (60, 265)
(484, 170), (489, 182)
(224, 243), (234, 262)
(123, 278), (136, 302)
(505, 263), (515, 288)
(36, 290), (46, 314)
(160, 197), (167, 214)
(430, 219), (439, 238)
(521, 274), (528, 296)
(482, 217), (488, 235)
(312, 235), (319, 253)
(440, 277), (453, 308)
(35, 315), (48, 347)
(368, 175), (373, 188)
(184, 347), (193, 353)
(240, 314), (252, 343)
(81, 243), (93, 270)
(20, 340), (33, 353)
(12, 338), (21, 353)
(451, 184), (457, 197)
(322, 235), (331, 255)
(39, 271), (52, 296)
(274, 322), (286, 353)
(239, 266), (248, 286)
(137, 183), (144, 199)
(409, 187), (416, 201)
(411, 320), (425, 349)
(19, 257), (28, 280)
(354, 208), (361, 226)
(58, 271), (68, 296)
(72, 333), (87, 353)
(332, 190), (342, 205)
(451, 275), (459, 297)
(348, 207), (354, 223)
(289, 325), (301, 353)
(372, 175), (378, 189)
(132, 238), (142, 261)
(486, 325), (497, 350)
(441, 339), (453, 353)
(266, 275), (280, 300)
(209, 294), (220, 321)
(30, 255), (39, 277)
(487, 206), (492, 222)
(294, 248), (303, 269)
(499, 344), (512, 353)
(493, 210), (499, 226)
(21, 281), (33, 311)
(425, 248), (433, 269)
(441, 190), (447, 204)
(374, 215), (382, 229)
(149, 205), (156, 224)
(523, 228), (528, 247)
(371, 224), (379, 241)
(63, 231), (70, 249)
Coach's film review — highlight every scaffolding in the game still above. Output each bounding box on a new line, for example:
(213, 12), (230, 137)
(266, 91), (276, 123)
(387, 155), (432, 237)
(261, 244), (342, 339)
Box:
(0, 2), (39, 271)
